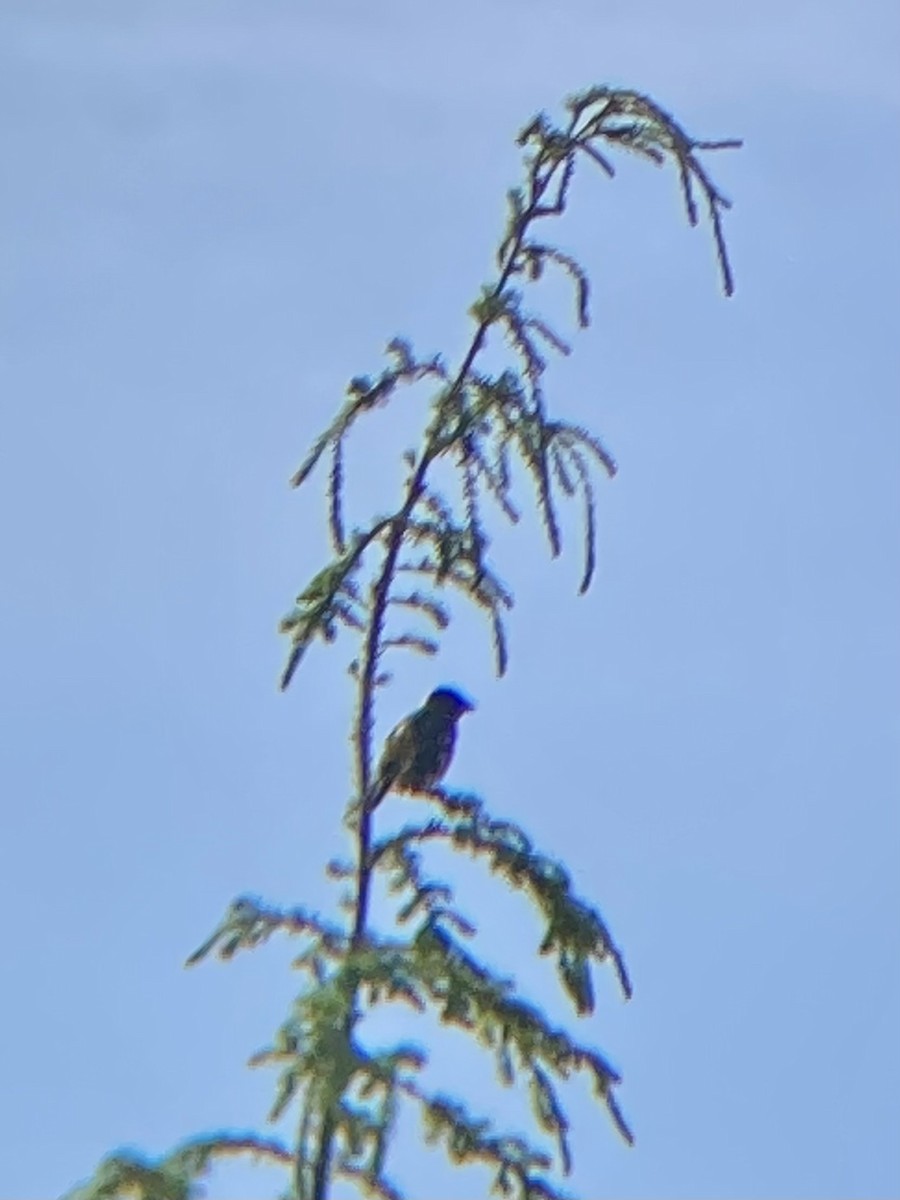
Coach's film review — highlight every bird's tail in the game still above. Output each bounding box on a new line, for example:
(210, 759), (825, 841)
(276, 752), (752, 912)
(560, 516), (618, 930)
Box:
(364, 775), (392, 811)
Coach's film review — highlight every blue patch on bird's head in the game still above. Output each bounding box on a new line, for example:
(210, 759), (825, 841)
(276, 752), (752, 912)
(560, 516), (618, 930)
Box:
(428, 685), (475, 716)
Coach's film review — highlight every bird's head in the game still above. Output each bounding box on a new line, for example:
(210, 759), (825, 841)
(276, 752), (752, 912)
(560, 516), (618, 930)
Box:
(427, 686), (475, 721)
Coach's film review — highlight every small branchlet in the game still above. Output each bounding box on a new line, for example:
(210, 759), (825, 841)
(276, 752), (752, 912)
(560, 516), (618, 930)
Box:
(278, 523), (393, 690)
(371, 795), (632, 1008)
(396, 503), (514, 677)
(185, 896), (348, 968)
(289, 340), (447, 491)
(396, 920), (632, 1146)
(63, 1135), (292, 1200)
(404, 1084), (567, 1200)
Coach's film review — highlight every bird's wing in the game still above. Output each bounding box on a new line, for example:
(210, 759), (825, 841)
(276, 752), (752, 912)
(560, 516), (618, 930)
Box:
(366, 715), (415, 809)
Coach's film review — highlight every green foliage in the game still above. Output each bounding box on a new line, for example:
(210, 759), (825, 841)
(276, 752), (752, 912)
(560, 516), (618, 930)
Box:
(65, 1136), (292, 1200)
(68, 84), (737, 1200)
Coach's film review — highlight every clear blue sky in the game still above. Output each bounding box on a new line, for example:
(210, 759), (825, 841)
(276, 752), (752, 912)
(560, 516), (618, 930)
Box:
(2, 2), (899, 1197)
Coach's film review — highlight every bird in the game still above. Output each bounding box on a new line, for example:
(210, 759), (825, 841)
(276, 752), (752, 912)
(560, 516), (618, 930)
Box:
(366, 686), (474, 810)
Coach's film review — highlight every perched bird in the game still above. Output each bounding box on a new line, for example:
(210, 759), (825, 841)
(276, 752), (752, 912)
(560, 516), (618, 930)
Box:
(367, 686), (474, 810)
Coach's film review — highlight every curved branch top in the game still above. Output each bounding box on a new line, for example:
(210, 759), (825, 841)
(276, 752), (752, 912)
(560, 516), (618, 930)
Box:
(280, 85), (738, 694)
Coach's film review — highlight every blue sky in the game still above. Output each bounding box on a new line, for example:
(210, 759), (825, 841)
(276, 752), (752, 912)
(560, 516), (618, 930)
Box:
(2, 2), (899, 1197)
